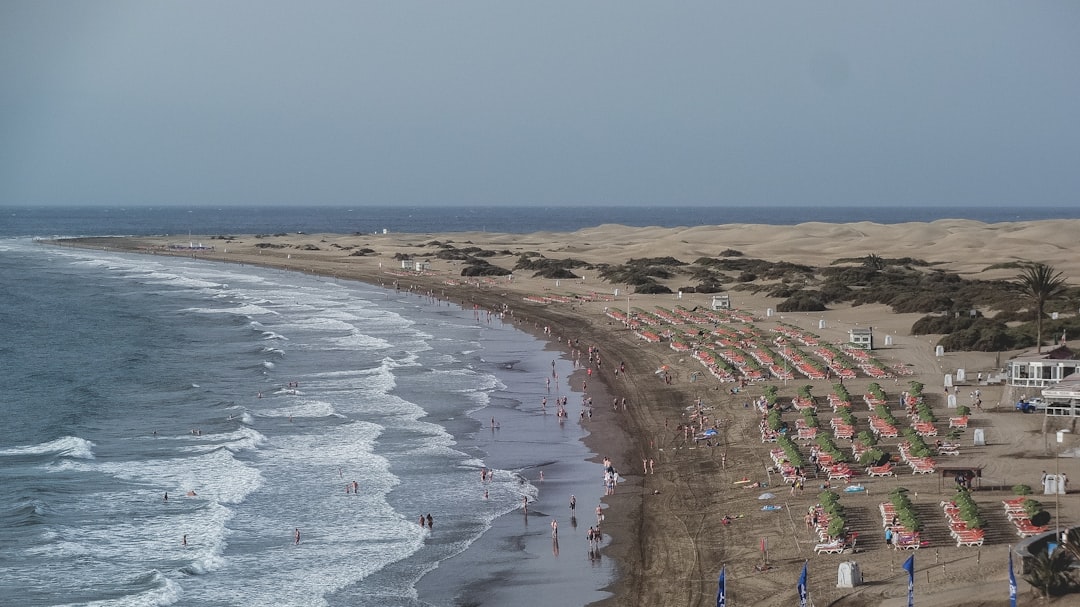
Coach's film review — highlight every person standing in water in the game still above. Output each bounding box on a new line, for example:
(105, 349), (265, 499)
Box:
(294, 528), (301, 545)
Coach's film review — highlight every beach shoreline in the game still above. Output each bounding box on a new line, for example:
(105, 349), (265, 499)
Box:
(51, 221), (1080, 607)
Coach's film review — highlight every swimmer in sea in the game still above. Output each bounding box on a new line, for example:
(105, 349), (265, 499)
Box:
(294, 528), (301, 545)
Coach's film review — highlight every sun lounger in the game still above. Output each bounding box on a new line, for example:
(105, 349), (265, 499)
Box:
(867, 463), (894, 477)
(894, 533), (922, 550)
(914, 422), (938, 437)
(954, 530), (985, 547)
(949, 416), (969, 429)
(814, 539), (846, 554)
(1015, 523), (1049, 538)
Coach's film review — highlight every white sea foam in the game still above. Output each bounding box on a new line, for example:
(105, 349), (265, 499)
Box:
(326, 331), (392, 350)
(61, 444), (263, 506)
(257, 399), (342, 419)
(0, 435), (96, 459)
(183, 303), (278, 316)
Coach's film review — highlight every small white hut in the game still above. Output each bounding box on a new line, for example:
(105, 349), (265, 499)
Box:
(848, 327), (873, 350)
(711, 294), (731, 311)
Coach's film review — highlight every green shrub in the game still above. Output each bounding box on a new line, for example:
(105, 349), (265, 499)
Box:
(859, 448), (884, 466)
(828, 516), (846, 539)
(1013, 484), (1033, 496)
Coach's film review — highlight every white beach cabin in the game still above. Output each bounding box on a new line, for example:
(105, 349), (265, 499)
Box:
(848, 327), (873, 350)
(711, 294), (731, 311)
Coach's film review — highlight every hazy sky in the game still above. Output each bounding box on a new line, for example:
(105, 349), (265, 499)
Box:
(2, 2), (1078, 207)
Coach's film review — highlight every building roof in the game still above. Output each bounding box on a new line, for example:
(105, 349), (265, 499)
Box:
(1043, 373), (1080, 399)
(1010, 344), (1076, 363)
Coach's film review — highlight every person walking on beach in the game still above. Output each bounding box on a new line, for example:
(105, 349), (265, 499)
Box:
(570, 494), (576, 512)
(596, 504), (604, 523)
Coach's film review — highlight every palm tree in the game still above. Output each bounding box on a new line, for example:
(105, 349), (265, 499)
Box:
(1021, 546), (1078, 597)
(862, 254), (886, 271)
(1014, 262), (1068, 353)
(1022, 528), (1080, 598)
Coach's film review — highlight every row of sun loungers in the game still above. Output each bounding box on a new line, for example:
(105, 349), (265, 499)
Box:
(898, 441), (937, 474)
(1003, 498), (1050, 538)
(941, 500), (986, 547)
(769, 449), (798, 485)
(869, 415), (899, 438)
(879, 502), (922, 549)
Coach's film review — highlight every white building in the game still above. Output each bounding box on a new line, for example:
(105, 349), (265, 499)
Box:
(1007, 346), (1080, 390)
(399, 259), (431, 272)
(848, 327), (873, 350)
(711, 294), (731, 311)
(1042, 374), (1080, 417)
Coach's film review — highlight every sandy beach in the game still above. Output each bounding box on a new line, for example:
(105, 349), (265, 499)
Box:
(60, 218), (1080, 606)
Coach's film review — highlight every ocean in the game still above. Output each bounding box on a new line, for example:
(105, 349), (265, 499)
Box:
(3, 204), (1079, 239)
(0, 208), (630, 607)
(1, 204), (1076, 606)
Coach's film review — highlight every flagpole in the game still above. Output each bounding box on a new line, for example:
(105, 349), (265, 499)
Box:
(1008, 545), (1018, 607)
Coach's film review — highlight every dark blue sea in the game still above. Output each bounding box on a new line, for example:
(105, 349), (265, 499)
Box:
(3, 204), (1078, 238)
(0, 208), (627, 606)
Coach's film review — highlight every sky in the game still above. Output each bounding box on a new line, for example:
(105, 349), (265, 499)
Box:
(1, 2), (1078, 208)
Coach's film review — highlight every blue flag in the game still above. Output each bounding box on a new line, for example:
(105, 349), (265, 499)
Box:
(1009, 550), (1017, 607)
(717, 566), (726, 607)
(797, 561), (808, 607)
(903, 554), (915, 607)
